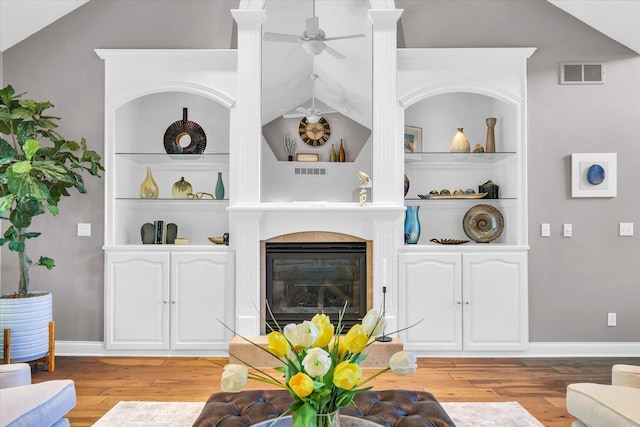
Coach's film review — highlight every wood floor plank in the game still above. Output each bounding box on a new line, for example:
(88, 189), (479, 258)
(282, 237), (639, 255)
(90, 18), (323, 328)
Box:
(28, 356), (638, 426)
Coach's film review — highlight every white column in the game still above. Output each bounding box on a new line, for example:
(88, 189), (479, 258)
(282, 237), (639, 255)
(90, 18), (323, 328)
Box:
(368, 9), (403, 205)
(230, 9), (265, 205)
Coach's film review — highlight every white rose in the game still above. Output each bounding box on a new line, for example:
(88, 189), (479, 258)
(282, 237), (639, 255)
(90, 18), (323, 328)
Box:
(389, 351), (417, 376)
(302, 347), (332, 377)
(221, 364), (248, 392)
(284, 321), (319, 349)
(362, 309), (386, 337)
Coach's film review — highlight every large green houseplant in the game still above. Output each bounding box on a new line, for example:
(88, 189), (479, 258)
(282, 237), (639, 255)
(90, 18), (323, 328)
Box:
(0, 85), (104, 362)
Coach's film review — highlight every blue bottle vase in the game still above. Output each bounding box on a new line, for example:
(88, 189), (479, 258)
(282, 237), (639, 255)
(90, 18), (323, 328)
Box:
(404, 205), (421, 244)
(215, 172), (225, 200)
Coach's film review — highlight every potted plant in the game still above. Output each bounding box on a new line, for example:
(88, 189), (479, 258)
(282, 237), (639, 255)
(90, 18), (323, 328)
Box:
(0, 85), (104, 364)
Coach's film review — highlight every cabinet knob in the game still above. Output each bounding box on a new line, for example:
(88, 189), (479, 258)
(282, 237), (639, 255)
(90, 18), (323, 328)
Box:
(171, 301), (176, 304)
(456, 301), (462, 305)
(465, 301), (470, 305)
(163, 301), (168, 304)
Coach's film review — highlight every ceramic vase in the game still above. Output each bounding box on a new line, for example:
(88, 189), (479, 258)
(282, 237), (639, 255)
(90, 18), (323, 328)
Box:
(140, 166), (159, 199)
(215, 172), (225, 200)
(172, 177), (192, 199)
(330, 144), (337, 162)
(485, 117), (497, 153)
(450, 128), (470, 153)
(339, 140), (345, 162)
(404, 205), (421, 244)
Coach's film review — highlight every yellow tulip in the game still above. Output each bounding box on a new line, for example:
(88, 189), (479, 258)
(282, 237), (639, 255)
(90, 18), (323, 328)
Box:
(265, 331), (289, 358)
(333, 360), (361, 390)
(311, 313), (334, 348)
(329, 336), (347, 357)
(289, 372), (315, 397)
(344, 324), (368, 354)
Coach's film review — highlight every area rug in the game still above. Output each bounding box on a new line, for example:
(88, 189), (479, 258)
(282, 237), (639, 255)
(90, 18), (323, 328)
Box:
(93, 400), (545, 426)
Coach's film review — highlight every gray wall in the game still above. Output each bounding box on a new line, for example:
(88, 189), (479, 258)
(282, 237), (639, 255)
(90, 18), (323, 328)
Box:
(1, 0), (638, 344)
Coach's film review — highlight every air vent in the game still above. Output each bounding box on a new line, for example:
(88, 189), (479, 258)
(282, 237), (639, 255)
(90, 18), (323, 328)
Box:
(294, 167), (326, 176)
(560, 63), (605, 84)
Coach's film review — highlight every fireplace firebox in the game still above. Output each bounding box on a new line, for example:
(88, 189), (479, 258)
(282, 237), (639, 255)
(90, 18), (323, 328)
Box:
(265, 242), (367, 331)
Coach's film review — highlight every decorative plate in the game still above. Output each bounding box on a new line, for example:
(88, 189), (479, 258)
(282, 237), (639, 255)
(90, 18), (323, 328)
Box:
(418, 193), (488, 199)
(462, 204), (504, 243)
(163, 108), (207, 154)
(430, 238), (470, 245)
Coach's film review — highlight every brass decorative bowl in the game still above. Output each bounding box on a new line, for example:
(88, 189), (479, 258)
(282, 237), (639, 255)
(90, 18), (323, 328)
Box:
(208, 237), (225, 245)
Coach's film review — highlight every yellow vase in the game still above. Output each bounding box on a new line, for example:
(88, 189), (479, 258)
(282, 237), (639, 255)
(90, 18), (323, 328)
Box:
(140, 166), (159, 199)
(450, 128), (470, 153)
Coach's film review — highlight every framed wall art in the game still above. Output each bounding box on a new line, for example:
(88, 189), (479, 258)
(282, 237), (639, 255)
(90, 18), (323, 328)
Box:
(404, 125), (422, 153)
(571, 153), (617, 197)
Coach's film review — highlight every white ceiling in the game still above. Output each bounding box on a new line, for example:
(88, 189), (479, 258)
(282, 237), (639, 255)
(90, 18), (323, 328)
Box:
(547, 0), (640, 54)
(0, 0), (90, 52)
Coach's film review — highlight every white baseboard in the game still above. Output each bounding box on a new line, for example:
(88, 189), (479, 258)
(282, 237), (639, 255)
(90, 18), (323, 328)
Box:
(54, 340), (640, 358)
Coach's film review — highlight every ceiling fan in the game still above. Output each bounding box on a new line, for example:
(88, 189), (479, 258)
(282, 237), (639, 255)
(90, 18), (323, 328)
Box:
(283, 74), (335, 123)
(263, 0), (365, 59)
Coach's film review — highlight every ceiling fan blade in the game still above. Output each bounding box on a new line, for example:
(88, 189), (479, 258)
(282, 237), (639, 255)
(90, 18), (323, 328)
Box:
(305, 16), (320, 35)
(323, 45), (346, 59)
(323, 34), (366, 42)
(295, 107), (309, 114)
(283, 112), (306, 119)
(263, 32), (300, 43)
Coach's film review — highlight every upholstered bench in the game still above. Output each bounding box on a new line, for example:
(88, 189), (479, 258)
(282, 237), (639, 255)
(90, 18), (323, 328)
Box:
(192, 389), (455, 427)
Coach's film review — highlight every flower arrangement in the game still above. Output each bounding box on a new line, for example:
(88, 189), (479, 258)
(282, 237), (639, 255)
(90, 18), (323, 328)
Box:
(220, 306), (418, 427)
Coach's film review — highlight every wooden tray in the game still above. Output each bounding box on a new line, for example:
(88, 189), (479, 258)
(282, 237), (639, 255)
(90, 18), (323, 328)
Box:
(418, 193), (488, 199)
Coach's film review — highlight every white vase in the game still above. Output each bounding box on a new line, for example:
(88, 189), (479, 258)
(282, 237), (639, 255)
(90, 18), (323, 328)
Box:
(0, 292), (52, 363)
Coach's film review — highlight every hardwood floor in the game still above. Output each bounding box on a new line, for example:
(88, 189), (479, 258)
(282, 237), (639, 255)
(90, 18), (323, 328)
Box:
(31, 356), (638, 426)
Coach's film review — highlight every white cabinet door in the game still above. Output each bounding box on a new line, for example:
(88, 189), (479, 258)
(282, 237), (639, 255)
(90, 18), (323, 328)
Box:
(399, 252), (462, 352)
(171, 252), (235, 350)
(105, 252), (170, 350)
(463, 252), (528, 351)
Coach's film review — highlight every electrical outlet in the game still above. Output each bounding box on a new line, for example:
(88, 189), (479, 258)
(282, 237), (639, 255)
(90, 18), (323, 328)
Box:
(607, 313), (616, 327)
(563, 223), (572, 237)
(77, 223), (91, 237)
(541, 223), (550, 237)
(619, 222), (634, 236)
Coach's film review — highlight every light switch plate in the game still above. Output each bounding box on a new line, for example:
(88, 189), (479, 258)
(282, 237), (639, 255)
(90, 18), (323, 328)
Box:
(619, 222), (634, 236)
(77, 223), (91, 237)
(541, 223), (550, 237)
(563, 223), (572, 237)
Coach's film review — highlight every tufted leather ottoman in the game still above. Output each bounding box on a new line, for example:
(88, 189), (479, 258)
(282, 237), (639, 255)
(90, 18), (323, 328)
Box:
(193, 389), (455, 427)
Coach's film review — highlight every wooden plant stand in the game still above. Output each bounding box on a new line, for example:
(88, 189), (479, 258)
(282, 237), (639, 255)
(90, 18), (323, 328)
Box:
(2, 321), (56, 371)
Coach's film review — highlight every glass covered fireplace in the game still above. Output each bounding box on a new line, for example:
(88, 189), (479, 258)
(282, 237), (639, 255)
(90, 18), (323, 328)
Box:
(265, 242), (367, 331)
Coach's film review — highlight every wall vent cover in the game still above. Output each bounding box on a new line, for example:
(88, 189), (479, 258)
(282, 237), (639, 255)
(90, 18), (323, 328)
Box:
(560, 63), (605, 84)
(294, 167), (326, 176)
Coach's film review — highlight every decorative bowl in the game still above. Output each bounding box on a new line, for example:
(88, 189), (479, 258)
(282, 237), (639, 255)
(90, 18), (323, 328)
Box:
(208, 236), (225, 245)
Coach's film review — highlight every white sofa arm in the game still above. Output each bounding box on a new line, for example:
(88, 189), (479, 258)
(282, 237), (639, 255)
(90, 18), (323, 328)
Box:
(0, 363), (31, 389)
(612, 364), (640, 389)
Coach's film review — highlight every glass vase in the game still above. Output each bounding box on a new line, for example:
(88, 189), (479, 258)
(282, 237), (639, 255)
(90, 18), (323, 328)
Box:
(316, 409), (340, 427)
(215, 172), (225, 200)
(404, 205), (421, 244)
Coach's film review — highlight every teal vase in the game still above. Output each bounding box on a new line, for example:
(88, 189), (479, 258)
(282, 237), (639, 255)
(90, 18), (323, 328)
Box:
(404, 205), (421, 244)
(215, 172), (225, 200)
